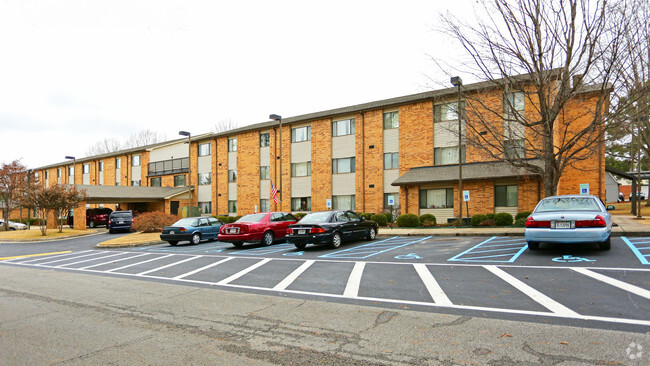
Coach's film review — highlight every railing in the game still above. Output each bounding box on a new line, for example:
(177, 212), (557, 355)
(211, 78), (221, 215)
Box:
(148, 157), (189, 176)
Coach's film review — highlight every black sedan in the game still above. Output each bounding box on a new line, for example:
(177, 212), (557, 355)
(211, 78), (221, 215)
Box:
(285, 210), (378, 250)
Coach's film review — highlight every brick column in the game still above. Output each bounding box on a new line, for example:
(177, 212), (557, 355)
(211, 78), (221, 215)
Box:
(73, 204), (87, 230)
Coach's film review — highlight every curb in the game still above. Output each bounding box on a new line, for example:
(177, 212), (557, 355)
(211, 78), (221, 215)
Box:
(96, 240), (165, 249)
(0, 230), (104, 244)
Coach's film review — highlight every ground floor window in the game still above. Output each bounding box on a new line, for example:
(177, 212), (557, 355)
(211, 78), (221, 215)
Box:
(291, 197), (311, 211)
(174, 175), (186, 187)
(259, 199), (270, 213)
(333, 195), (355, 210)
(131, 180), (141, 186)
(384, 193), (399, 208)
(419, 188), (454, 209)
(199, 202), (212, 214)
(495, 185), (518, 206)
(150, 177), (161, 187)
(228, 200), (237, 213)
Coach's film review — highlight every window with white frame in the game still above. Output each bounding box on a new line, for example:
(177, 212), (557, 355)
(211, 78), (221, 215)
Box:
(132, 155), (141, 166)
(291, 162), (311, 177)
(68, 166), (74, 176)
(115, 158), (121, 169)
(434, 102), (465, 122)
(260, 133), (270, 147)
(260, 166), (270, 180)
(332, 118), (355, 137)
(259, 199), (270, 213)
(332, 195), (355, 210)
(332, 157), (355, 174)
(228, 138), (237, 152)
(434, 146), (466, 165)
(503, 91), (525, 159)
(291, 197), (311, 211)
(228, 170), (237, 182)
(228, 200), (237, 213)
(198, 143), (211, 156)
(383, 153), (398, 169)
(82, 164), (90, 174)
(291, 126), (311, 142)
(98, 161), (103, 171)
(419, 188), (454, 209)
(383, 111), (399, 129)
(199, 201), (212, 214)
(198, 172), (211, 185)
(495, 185), (518, 207)
(131, 180), (141, 186)
(57, 168), (61, 178)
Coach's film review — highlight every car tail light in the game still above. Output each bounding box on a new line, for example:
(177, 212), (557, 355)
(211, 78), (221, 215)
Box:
(576, 215), (607, 228)
(220, 226), (226, 234)
(239, 225), (248, 233)
(525, 217), (550, 228)
(310, 227), (325, 234)
(287, 228), (293, 234)
(179, 227), (187, 232)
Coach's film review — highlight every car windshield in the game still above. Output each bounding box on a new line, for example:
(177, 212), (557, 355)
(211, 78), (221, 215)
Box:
(111, 213), (132, 218)
(236, 213), (266, 223)
(299, 212), (332, 224)
(535, 197), (600, 212)
(172, 218), (199, 227)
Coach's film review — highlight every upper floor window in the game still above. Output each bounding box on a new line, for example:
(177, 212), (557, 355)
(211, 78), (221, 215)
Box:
(504, 91), (525, 120)
(228, 170), (237, 183)
(504, 139), (525, 159)
(434, 101), (465, 122)
(291, 162), (311, 177)
(383, 153), (399, 170)
(383, 111), (399, 129)
(419, 188), (454, 209)
(260, 133), (270, 147)
(115, 158), (121, 169)
(332, 118), (355, 137)
(57, 168), (61, 178)
(434, 146), (466, 165)
(228, 138), (237, 152)
(98, 161), (104, 171)
(174, 175), (186, 187)
(132, 155), (141, 167)
(260, 166), (270, 180)
(291, 126), (311, 142)
(68, 166), (74, 176)
(198, 173), (211, 185)
(45, 171), (49, 179)
(150, 177), (161, 187)
(332, 157), (355, 174)
(198, 143), (211, 156)
(82, 164), (90, 174)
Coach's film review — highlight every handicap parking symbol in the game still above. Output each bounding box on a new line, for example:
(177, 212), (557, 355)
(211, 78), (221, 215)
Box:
(395, 253), (423, 260)
(283, 251), (304, 256)
(552, 255), (596, 263)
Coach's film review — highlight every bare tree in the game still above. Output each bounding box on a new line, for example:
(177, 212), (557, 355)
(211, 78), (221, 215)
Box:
(436, 0), (625, 196)
(0, 160), (28, 230)
(85, 138), (122, 156)
(85, 130), (167, 156)
(212, 118), (240, 133)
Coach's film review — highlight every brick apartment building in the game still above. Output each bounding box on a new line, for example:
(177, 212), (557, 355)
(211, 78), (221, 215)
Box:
(32, 73), (609, 229)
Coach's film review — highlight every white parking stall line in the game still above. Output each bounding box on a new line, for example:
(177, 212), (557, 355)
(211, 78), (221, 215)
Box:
(343, 262), (366, 298)
(105, 254), (174, 273)
(572, 268), (650, 300)
(272, 260), (315, 291)
(56, 252), (130, 268)
(6, 250), (93, 264)
(136, 255), (203, 276)
(36, 251), (109, 266)
(413, 264), (453, 306)
(79, 253), (150, 270)
(484, 265), (579, 317)
(216, 258), (272, 285)
(173, 257), (234, 280)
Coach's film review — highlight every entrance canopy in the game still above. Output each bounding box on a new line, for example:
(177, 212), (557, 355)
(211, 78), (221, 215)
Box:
(66, 184), (193, 204)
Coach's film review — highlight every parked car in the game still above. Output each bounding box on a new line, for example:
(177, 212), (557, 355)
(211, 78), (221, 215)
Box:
(629, 192), (646, 201)
(218, 212), (298, 248)
(285, 210), (378, 250)
(107, 210), (134, 234)
(0, 219), (28, 231)
(525, 195), (614, 251)
(67, 208), (113, 228)
(161, 216), (223, 246)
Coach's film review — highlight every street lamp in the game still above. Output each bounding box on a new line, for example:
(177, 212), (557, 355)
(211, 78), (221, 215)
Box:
(178, 131), (192, 205)
(450, 76), (464, 224)
(269, 114), (282, 205)
(65, 156), (76, 185)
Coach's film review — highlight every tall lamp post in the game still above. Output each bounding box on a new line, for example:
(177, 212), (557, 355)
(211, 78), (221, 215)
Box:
(27, 169), (32, 229)
(65, 156), (76, 184)
(450, 76), (464, 223)
(269, 114), (282, 205)
(179, 131), (192, 207)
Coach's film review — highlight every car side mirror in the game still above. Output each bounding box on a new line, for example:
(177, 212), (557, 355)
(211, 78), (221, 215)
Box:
(606, 205), (615, 211)
(360, 217), (365, 222)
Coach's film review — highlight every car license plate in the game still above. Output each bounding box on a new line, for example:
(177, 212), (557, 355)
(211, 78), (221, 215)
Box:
(118, 221), (124, 224)
(170, 231), (175, 234)
(555, 221), (571, 229)
(227, 228), (239, 234)
(298, 229), (306, 235)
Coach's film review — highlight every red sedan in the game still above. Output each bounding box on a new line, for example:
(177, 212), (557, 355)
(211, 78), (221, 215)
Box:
(218, 212), (298, 248)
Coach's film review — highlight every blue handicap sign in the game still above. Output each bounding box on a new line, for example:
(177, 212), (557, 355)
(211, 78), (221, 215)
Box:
(204, 249), (225, 253)
(283, 251), (304, 256)
(394, 253), (423, 260)
(552, 255), (596, 263)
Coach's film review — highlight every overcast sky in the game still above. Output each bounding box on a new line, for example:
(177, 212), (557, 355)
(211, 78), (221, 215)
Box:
(0, 0), (475, 169)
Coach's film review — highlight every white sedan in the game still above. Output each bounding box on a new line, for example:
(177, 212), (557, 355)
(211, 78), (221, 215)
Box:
(0, 219), (28, 231)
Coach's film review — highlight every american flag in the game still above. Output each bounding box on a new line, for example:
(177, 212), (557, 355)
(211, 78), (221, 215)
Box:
(271, 180), (280, 204)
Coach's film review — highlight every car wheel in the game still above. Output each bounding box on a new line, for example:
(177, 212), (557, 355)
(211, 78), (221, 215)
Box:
(294, 242), (306, 250)
(365, 227), (377, 241)
(109, 229), (114, 234)
(191, 233), (201, 245)
(168, 241), (178, 246)
(599, 237), (611, 250)
(262, 231), (274, 246)
(527, 241), (539, 250)
(9, 227), (15, 231)
(89, 220), (95, 228)
(233, 242), (244, 248)
(330, 232), (342, 249)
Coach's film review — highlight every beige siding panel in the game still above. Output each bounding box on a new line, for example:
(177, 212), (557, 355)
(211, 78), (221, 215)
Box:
(260, 180), (270, 199)
(260, 146), (270, 166)
(419, 208), (455, 221)
(115, 168), (120, 184)
(291, 176), (311, 197)
(228, 152), (237, 170)
(149, 142), (188, 162)
(332, 173), (355, 195)
(383, 170), (400, 192)
(82, 174), (90, 185)
(197, 185), (212, 202)
(495, 206), (519, 216)
(291, 142), (311, 163)
(332, 135), (355, 158)
(383, 128), (399, 152)
(132, 166), (141, 181)
(228, 182), (237, 200)
(198, 155), (211, 173)
(98, 172), (103, 185)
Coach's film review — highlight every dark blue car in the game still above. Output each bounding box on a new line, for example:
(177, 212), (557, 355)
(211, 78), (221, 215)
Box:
(160, 217), (223, 246)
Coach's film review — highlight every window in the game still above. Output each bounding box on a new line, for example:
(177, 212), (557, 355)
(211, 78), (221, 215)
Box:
(174, 175), (186, 187)
(291, 162), (311, 177)
(495, 185), (518, 207)
(68, 166), (74, 176)
(228, 138), (237, 152)
(228, 200), (237, 213)
(504, 91), (525, 120)
(259, 199), (270, 213)
(434, 102), (465, 122)
(115, 158), (121, 169)
(504, 139), (525, 159)
(384, 193), (399, 208)
(383, 153), (399, 170)
(150, 177), (161, 187)
(383, 111), (399, 129)
(98, 162), (103, 171)
(434, 146), (466, 165)
(260, 133), (270, 147)
(291, 126), (311, 142)
(332, 157), (355, 174)
(45, 171), (49, 179)
(228, 170), (237, 183)
(57, 168), (61, 178)
(333, 195), (355, 210)
(291, 197), (311, 211)
(199, 202), (212, 214)
(115, 181), (120, 186)
(419, 188), (454, 209)
(332, 118), (355, 137)
(132, 155), (141, 167)
(131, 180), (141, 186)
(198, 173), (211, 185)
(260, 166), (270, 180)
(198, 143), (211, 156)
(82, 164), (90, 174)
